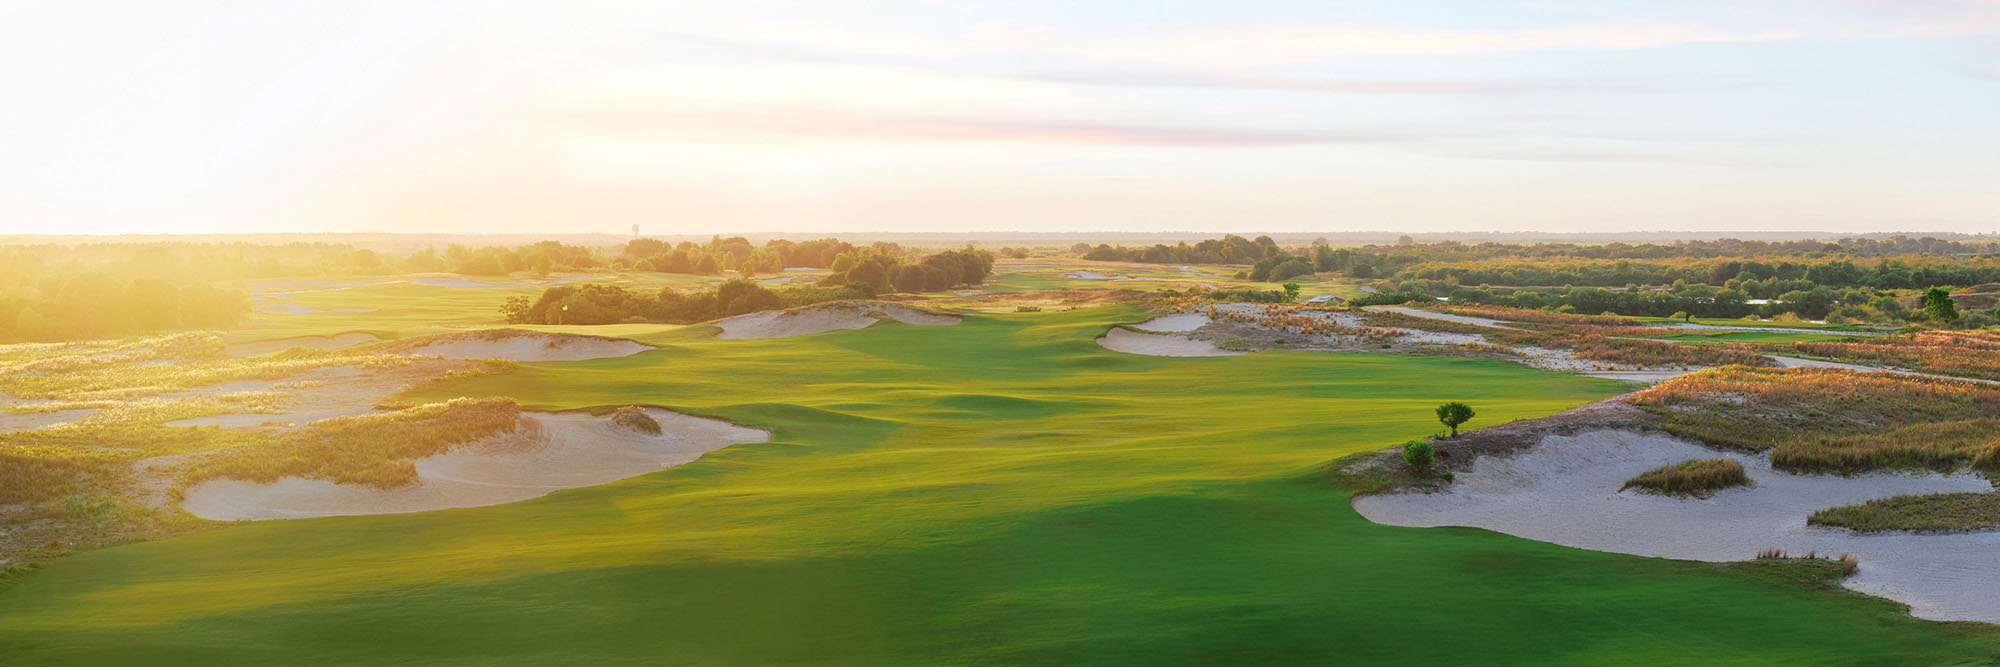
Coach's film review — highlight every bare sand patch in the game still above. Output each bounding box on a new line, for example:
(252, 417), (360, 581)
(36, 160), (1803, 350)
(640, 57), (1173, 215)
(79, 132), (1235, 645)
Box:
(181, 408), (768, 520)
(714, 301), (960, 339)
(1129, 313), (1209, 333)
(224, 333), (380, 358)
(1096, 327), (1244, 357)
(1353, 429), (2000, 623)
(388, 329), (652, 362)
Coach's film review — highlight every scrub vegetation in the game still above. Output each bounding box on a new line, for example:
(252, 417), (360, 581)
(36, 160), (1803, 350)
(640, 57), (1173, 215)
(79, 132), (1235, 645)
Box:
(1786, 330), (2000, 381)
(1631, 367), (2000, 472)
(183, 398), (524, 489)
(1484, 327), (1774, 368)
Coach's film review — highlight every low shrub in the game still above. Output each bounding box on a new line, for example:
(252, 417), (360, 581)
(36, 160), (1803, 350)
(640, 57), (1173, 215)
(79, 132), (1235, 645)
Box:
(612, 405), (662, 435)
(1401, 440), (1434, 471)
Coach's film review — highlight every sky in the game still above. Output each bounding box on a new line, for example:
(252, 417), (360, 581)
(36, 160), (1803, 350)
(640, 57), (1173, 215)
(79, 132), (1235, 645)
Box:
(1, 0), (1996, 236)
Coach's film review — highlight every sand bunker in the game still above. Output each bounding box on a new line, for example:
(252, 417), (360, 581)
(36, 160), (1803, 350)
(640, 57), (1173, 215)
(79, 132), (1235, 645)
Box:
(390, 330), (652, 362)
(714, 301), (960, 339)
(1129, 313), (1209, 333)
(1096, 326), (1243, 357)
(182, 408), (768, 520)
(1353, 430), (2000, 623)
(224, 333), (380, 358)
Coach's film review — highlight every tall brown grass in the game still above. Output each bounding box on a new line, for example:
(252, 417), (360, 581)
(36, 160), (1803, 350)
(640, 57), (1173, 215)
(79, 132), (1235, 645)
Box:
(1632, 367), (2000, 472)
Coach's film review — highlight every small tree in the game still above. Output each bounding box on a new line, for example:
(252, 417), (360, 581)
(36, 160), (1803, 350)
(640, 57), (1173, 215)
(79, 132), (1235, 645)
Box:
(1435, 401), (1475, 437)
(1281, 282), (1302, 303)
(1923, 286), (1960, 326)
(1402, 440), (1434, 471)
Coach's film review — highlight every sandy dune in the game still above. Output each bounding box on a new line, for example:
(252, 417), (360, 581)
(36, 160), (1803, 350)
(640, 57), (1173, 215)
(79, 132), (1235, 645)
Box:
(224, 332), (381, 358)
(390, 330), (652, 362)
(182, 408), (769, 520)
(714, 301), (960, 339)
(1354, 429), (2000, 624)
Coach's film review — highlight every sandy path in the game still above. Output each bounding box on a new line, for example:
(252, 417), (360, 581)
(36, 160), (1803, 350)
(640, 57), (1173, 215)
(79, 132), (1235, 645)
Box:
(181, 408), (768, 520)
(715, 302), (960, 339)
(1354, 429), (2000, 623)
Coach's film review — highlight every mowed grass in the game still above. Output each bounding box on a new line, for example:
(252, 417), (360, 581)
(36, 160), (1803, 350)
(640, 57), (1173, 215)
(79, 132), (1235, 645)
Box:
(2, 307), (1997, 664)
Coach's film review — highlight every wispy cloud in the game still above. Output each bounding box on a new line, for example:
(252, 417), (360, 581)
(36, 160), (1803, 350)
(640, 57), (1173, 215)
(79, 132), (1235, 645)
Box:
(548, 107), (1418, 148)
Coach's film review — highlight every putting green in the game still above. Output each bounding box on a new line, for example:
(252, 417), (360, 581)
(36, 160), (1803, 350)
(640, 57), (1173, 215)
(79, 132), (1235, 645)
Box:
(1, 307), (1993, 664)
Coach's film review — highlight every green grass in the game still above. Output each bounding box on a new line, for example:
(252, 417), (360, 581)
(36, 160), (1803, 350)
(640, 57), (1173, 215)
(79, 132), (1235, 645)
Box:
(1810, 492), (2000, 533)
(1621, 458), (1752, 497)
(2, 307), (1997, 664)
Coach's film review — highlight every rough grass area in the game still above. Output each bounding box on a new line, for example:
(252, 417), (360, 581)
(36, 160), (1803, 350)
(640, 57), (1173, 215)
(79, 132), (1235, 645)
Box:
(1435, 305), (1642, 327)
(1787, 330), (2000, 381)
(1355, 309), (1495, 335)
(1487, 327), (1773, 368)
(0, 450), (119, 504)
(1631, 367), (2000, 472)
(1809, 492), (2000, 534)
(0, 337), (414, 402)
(610, 405), (662, 434)
(183, 398), (524, 489)
(1621, 458), (1751, 497)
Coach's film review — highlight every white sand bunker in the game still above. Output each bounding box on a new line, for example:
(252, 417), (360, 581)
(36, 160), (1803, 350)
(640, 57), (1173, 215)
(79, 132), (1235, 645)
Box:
(714, 301), (960, 339)
(391, 330), (652, 362)
(1096, 326), (1243, 357)
(224, 332), (380, 358)
(1129, 313), (1208, 333)
(1353, 430), (2000, 623)
(182, 408), (768, 520)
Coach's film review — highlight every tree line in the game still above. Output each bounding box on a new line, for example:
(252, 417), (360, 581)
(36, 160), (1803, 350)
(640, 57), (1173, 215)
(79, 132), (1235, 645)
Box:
(502, 248), (994, 325)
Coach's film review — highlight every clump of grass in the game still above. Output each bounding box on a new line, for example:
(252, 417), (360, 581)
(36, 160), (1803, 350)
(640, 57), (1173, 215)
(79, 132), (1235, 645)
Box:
(1755, 547), (1860, 577)
(1621, 458), (1750, 497)
(185, 397), (524, 489)
(1632, 367), (2000, 473)
(611, 405), (662, 435)
(1808, 492), (2000, 534)
(0, 450), (118, 504)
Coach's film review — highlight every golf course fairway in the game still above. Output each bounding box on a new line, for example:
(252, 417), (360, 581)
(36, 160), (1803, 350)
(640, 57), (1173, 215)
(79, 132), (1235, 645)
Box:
(3, 307), (1995, 664)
